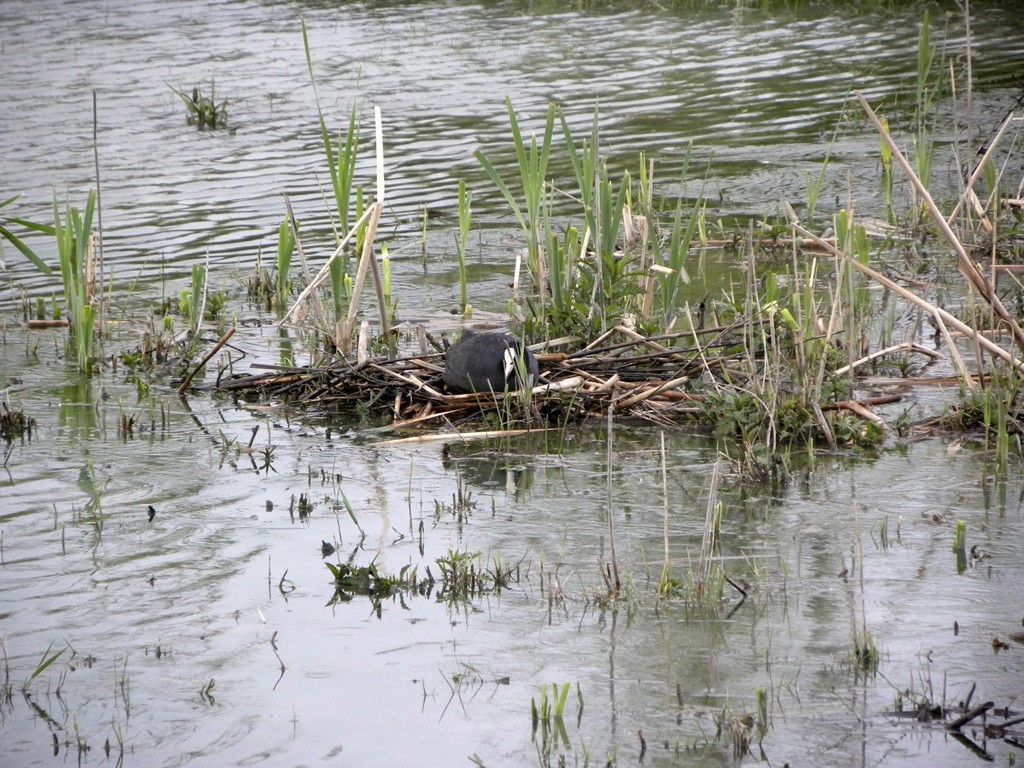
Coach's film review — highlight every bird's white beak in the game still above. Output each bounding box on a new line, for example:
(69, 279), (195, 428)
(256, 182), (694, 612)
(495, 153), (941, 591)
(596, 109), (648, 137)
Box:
(503, 347), (517, 381)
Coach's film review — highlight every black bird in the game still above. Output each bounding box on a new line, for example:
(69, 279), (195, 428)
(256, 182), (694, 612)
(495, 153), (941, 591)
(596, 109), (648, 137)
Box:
(443, 330), (539, 394)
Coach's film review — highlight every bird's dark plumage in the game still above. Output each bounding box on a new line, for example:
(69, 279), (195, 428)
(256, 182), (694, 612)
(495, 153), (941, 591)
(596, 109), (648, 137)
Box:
(443, 330), (539, 394)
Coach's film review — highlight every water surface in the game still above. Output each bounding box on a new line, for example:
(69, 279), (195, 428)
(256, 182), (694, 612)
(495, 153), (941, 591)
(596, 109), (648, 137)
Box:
(2, 1), (1024, 766)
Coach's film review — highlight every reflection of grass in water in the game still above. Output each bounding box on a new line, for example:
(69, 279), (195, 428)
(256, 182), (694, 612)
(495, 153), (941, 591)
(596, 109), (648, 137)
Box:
(0, 402), (35, 442)
(531, 682), (572, 760)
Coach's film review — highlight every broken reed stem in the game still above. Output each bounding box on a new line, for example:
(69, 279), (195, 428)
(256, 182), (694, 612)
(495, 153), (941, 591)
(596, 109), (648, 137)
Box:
(946, 110), (1015, 226)
(605, 404), (621, 594)
(696, 460), (719, 598)
(851, 496), (870, 653)
(92, 90), (104, 331)
(792, 223), (1024, 377)
(284, 193), (325, 330)
(342, 201), (384, 352)
(832, 342), (942, 377)
(854, 90), (1024, 354)
(280, 195), (372, 327)
(947, 701), (995, 730)
(178, 327), (236, 394)
(367, 105), (390, 341)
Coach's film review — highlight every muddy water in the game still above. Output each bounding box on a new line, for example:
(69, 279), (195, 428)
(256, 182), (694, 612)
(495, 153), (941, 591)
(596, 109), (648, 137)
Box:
(3, 1), (1024, 766)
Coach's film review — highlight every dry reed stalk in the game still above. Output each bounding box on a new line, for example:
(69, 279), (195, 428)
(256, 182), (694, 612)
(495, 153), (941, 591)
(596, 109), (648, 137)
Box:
(25, 320), (70, 329)
(357, 319), (369, 365)
(792, 223), (1024, 376)
(850, 497), (871, 658)
(820, 395), (902, 410)
(177, 328), (236, 394)
(832, 342), (942, 377)
(284, 193), (329, 332)
(373, 427), (552, 446)
(366, 106), (391, 340)
(280, 203), (374, 326)
(578, 325), (621, 353)
(683, 303), (726, 396)
(367, 361), (444, 398)
(811, 401), (836, 449)
(341, 201), (384, 352)
(387, 407), (467, 430)
(613, 324), (671, 353)
(614, 375), (690, 409)
(660, 431), (670, 589)
(589, 373), (620, 393)
(855, 90), (1024, 354)
(839, 400), (884, 425)
(946, 110), (1016, 227)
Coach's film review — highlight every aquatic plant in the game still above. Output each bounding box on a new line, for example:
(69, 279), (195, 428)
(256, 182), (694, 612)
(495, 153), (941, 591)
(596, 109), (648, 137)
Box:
(302, 17), (361, 322)
(21, 641), (66, 694)
(326, 560), (406, 609)
(456, 178), (471, 314)
(170, 81), (229, 130)
(179, 262), (208, 335)
(474, 97), (555, 294)
(275, 214), (295, 312)
(1, 401), (35, 443)
(5, 191), (100, 372)
(55, 192), (98, 373)
(531, 682), (572, 761)
(0, 194), (52, 275)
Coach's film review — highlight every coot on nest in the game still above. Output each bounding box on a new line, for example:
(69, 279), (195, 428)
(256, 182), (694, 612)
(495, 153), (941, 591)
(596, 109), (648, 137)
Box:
(442, 330), (539, 394)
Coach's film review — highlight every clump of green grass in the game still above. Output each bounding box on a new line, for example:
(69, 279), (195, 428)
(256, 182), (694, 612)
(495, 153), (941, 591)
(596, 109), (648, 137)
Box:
(531, 682), (573, 759)
(1, 191), (99, 372)
(326, 560), (411, 613)
(21, 641), (66, 695)
(170, 82), (229, 130)
(275, 215), (295, 313)
(435, 548), (520, 601)
(475, 97), (554, 296)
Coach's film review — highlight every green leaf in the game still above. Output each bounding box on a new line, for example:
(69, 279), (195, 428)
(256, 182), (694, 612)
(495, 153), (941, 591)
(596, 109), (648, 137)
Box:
(0, 224), (52, 275)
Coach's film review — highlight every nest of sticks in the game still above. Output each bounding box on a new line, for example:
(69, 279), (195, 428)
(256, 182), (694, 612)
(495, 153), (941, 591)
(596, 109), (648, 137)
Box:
(213, 322), (904, 434)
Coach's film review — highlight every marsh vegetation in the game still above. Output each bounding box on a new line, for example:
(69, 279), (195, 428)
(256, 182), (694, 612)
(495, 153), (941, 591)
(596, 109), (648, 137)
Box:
(2, 1), (1024, 766)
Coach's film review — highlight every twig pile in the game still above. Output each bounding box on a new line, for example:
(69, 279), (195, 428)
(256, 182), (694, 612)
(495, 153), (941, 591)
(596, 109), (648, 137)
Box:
(214, 322), (901, 432)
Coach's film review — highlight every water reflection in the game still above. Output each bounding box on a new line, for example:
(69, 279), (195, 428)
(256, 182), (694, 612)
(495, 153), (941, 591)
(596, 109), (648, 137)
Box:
(441, 444), (536, 499)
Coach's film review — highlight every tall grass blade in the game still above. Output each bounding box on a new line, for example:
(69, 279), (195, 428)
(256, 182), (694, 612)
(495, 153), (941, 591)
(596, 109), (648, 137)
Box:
(303, 16), (360, 320)
(22, 642), (65, 694)
(276, 215), (295, 312)
(474, 97), (555, 290)
(457, 179), (471, 313)
(53, 190), (97, 372)
(1, 195), (53, 274)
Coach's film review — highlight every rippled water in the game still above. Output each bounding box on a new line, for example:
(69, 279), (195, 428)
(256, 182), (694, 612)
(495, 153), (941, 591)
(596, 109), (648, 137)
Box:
(3, 1), (1024, 766)
(3, 0), (1023, 305)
